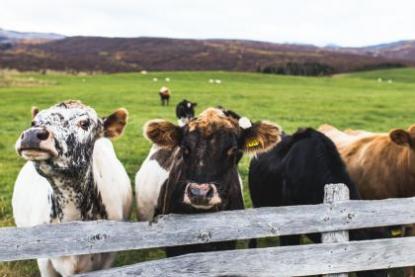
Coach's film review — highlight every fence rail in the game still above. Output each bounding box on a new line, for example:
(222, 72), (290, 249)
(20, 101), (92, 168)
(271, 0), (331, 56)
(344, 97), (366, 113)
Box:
(1, 183), (414, 276)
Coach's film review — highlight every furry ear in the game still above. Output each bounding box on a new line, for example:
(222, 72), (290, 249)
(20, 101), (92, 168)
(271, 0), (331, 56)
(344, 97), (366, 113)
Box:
(144, 119), (181, 148)
(390, 129), (411, 146)
(103, 108), (128, 138)
(192, 102), (197, 107)
(240, 120), (282, 154)
(408, 124), (415, 137)
(31, 106), (39, 119)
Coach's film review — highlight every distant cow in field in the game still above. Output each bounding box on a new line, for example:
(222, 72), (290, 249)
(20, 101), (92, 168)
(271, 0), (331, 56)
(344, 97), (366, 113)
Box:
(142, 107), (281, 256)
(249, 128), (386, 277)
(13, 100), (132, 277)
(159, 86), (170, 106)
(176, 99), (197, 126)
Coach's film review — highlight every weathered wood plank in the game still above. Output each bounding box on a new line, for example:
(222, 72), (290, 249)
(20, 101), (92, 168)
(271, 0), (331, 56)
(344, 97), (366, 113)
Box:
(2, 196), (415, 261)
(322, 184), (349, 277)
(77, 236), (415, 277)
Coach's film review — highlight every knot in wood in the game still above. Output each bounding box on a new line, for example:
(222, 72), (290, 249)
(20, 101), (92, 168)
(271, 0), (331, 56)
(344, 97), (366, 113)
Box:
(198, 231), (212, 242)
(89, 233), (108, 242)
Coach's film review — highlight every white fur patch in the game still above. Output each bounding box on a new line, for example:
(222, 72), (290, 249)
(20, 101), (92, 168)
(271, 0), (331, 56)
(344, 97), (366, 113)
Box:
(13, 138), (131, 276)
(238, 117), (252, 129)
(135, 145), (170, 221)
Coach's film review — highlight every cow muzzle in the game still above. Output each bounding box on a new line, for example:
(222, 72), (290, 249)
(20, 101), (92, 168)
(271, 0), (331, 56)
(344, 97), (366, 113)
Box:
(183, 183), (222, 209)
(15, 127), (58, 161)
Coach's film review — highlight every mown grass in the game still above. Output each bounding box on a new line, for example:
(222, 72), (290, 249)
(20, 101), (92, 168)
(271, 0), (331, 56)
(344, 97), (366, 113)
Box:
(1, 68), (415, 276)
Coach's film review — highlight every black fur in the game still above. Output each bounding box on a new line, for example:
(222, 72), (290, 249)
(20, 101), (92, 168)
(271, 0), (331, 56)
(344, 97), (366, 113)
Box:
(176, 100), (196, 121)
(248, 128), (386, 277)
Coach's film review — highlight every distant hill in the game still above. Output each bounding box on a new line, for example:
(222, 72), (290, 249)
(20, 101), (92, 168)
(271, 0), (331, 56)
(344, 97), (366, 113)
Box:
(325, 40), (415, 62)
(0, 29), (413, 74)
(0, 28), (65, 47)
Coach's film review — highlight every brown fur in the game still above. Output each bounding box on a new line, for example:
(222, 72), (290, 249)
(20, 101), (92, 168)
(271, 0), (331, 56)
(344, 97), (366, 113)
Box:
(243, 121), (282, 154)
(145, 107), (281, 154)
(103, 108), (129, 138)
(31, 106), (39, 119)
(326, 125), (415, 276)
(325, 125), (415, 199)
(188, 108), (238, 136)
(144, 120), (181, 148)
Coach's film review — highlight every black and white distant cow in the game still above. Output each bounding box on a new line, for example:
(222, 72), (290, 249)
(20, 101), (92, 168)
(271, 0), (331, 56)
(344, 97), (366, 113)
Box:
(159, 86), (170, 106)
(248, 128), (386, 277)
(141, 107), (281, 256)
(176, 99), (197, 127)
(13, 100), (132, 277)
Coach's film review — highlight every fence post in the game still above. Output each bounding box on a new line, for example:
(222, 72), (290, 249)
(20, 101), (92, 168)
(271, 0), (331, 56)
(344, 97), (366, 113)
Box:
(322, 183), (350, 277)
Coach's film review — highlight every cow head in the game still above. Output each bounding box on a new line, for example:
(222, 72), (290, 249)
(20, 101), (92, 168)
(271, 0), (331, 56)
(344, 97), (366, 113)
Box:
(389, 125), (415, 148)
(176, 99), (197, 127)
(15, 100), (128, 177)
(145, 107), (281, 211)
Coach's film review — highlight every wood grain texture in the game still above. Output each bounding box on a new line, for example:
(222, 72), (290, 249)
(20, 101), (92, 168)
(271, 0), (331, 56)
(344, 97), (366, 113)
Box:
(322, 183), (350, 277)
(77, 236), (415, 277)
(2, 194), (415, 261)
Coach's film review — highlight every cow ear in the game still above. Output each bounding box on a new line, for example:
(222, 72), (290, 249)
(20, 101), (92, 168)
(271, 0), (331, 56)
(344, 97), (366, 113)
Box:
(103, 108), (128, 138)
(192, 102), (197, 107)
(240, 118), (282, 154)
(31, 106), (39, 119)
(144, 120), (181, 148)
(390, 129), (411, 146)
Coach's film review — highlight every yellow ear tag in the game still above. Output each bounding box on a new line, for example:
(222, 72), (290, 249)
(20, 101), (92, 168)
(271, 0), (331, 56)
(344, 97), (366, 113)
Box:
(391, 228), (403, 237)
(246, 138), (260, 149)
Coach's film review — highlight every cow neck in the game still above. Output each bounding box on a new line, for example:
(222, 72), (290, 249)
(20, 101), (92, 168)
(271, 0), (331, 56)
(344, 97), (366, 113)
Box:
(38, 160), (107, 223)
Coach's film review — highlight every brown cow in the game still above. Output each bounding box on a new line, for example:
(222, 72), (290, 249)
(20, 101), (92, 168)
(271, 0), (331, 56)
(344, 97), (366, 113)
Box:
(319, 124), (415, 200)
(319, 123), (415, 276)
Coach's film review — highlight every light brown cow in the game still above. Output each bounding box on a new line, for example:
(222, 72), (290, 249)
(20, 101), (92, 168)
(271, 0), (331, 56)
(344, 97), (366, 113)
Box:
(320, 123), (415, 275)
(320, 123), (415, 200)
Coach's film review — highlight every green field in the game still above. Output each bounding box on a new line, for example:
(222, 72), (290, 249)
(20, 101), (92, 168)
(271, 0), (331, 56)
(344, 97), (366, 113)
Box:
(1, 68), (415, 276)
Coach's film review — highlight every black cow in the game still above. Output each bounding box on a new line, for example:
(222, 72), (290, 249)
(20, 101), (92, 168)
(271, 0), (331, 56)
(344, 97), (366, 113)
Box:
(249, 128), (386, 277)
(144, 107), (282, 257)
(176, 100), (197, 126)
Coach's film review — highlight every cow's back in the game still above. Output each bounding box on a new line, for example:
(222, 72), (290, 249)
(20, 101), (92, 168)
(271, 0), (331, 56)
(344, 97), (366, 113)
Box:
(249, 129), (360, 208)
(340, 135), (415, 199)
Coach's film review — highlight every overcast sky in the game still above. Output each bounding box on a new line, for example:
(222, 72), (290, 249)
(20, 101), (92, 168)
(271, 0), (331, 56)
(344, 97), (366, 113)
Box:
(1, 0), (414, 47)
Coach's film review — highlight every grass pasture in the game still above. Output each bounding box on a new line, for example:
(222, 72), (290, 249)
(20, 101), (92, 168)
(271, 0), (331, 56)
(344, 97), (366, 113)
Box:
(1, 68), (415, 276)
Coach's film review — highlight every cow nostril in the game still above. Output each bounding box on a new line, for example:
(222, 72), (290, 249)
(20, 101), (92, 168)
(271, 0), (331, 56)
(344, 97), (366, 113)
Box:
(206, 187), (214, 198)
(37, 130), (49, 141)
(190, 187), (203, 197)
(21, 133), (25, 139)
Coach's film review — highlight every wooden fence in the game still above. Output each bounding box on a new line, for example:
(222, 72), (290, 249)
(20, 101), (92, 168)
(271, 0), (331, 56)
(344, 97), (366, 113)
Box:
(1, 183), (415, 276)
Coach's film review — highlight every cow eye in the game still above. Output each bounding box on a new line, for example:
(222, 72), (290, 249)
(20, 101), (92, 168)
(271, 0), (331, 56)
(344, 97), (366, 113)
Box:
(31, 121), (36, 127)
(79, 119), (90, 130)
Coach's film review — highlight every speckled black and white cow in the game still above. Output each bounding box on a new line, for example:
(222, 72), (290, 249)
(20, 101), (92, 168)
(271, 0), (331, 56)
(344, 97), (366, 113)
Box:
(141, 107), (282, 256)
(13, 100), (132, 277)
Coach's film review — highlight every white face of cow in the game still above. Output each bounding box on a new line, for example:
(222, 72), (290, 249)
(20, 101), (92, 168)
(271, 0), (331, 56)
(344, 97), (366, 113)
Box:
(15, 100), (128, 176)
